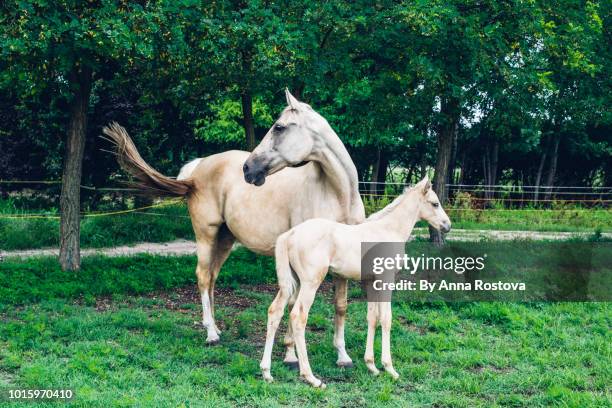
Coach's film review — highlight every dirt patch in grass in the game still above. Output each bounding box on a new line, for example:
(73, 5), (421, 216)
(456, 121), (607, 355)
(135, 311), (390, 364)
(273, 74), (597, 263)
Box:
(468, 365), (515, 374)
(138, 280), (335, 310)
(91, 285), (259, 313)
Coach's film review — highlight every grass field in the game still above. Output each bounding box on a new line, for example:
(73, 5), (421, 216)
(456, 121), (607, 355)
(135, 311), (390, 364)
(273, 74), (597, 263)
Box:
(1, 198), (611, 250)
(0, 249), (610, 407)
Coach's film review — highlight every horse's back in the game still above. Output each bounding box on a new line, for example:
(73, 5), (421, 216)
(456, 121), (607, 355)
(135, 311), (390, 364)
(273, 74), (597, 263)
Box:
(186, 150), (322, 255)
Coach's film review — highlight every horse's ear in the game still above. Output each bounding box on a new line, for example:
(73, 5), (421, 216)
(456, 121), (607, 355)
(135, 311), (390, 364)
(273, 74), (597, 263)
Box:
(285, 88), (300, 110)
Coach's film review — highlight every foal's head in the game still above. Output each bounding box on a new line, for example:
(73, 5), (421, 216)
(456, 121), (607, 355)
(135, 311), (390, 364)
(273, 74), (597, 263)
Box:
(243, 89), (331, 186)
(414, 176), (452, 233)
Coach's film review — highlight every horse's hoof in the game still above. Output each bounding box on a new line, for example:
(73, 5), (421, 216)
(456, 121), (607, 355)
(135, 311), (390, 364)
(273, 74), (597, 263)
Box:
(206, 337), (220, 346)
(336, 360), (354, 368)
(283, 360), (299, 370)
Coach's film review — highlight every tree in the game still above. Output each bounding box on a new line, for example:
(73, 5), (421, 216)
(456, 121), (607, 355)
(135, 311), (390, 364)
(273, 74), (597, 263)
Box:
(0, 1), (200, 269)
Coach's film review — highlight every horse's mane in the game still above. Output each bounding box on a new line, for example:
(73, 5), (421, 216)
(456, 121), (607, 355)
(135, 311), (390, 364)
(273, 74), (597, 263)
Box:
(365, 186), (411, 222)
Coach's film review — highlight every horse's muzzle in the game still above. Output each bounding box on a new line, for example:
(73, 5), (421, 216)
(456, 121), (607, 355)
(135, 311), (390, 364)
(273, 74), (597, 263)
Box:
(243, 159), (267, 186)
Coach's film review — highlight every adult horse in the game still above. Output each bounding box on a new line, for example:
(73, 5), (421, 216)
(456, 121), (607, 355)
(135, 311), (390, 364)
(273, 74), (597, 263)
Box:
(104, 90), (364, 368)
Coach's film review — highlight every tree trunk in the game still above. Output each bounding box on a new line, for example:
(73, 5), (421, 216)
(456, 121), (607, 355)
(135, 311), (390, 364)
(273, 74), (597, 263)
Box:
(241, 90), (256, 151)
(429, 98), (460, 245)
(59, 66), (92, 271)
(482, 148), (489, 191)
(490, 140), (499, 187)
(369, 148), (389, 195)
(483, 140), (499, 202)
(458, 148), (468, 188)
(449, 128), (459, 185)
(534, 134), (550, 204)
(543, 136), (560, 201)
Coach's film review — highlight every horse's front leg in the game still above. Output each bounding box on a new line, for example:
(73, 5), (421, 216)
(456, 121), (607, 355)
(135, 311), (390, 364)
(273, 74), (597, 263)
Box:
(333, 276), (353, 367)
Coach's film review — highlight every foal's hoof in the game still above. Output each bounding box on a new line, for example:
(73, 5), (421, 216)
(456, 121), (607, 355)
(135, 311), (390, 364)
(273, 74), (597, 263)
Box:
(283, 360), (299, 370)
(261, 370), (274, 383)
(366, 364), (380, 376)
(302, 375), (326, 389)
(336, 360), (354, 368)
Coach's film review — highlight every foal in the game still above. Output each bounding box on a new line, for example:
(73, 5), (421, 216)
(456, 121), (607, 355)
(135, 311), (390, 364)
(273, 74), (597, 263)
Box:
(260, 176), (451, 387)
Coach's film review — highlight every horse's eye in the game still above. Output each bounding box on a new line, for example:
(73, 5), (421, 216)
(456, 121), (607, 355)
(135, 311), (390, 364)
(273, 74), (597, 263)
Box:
(432, 202), (439, 208)
(273, 124), (285, 132)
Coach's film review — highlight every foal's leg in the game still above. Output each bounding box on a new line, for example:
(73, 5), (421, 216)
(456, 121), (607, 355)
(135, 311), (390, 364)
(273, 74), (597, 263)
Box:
(290, 281), (325, 388)
(260, 288), (291, 382)
(333, 276), (353, 367)
(364, 302), (380, 375)
(380, 302), (399, 379)
(283, 289), (299, 368)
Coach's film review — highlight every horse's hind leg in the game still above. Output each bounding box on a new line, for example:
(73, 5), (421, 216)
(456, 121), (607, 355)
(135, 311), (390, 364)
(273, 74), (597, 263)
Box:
(195, 223), (234, 345)
(333, 276), (353, 367)
(208, 224), (235, 336)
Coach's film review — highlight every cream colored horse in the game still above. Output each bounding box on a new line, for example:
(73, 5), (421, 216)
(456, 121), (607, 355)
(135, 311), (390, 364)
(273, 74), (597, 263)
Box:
(103, 91), (365, 367)
(260, 176), (451, 388)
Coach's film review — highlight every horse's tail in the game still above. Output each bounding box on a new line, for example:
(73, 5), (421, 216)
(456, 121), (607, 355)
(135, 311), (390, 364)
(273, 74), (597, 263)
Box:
(275, 231), (299, 298)
(102, 122), (193, 197)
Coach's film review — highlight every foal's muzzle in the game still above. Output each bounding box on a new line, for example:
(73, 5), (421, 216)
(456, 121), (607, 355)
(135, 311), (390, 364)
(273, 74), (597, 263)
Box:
(441, 221), (452, 234)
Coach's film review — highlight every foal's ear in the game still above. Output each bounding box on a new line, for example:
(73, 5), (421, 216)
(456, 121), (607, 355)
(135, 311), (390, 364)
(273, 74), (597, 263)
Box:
(423, 179), (432, 194)
(285, 88), (300, 110)
(417, 175), (431, 195)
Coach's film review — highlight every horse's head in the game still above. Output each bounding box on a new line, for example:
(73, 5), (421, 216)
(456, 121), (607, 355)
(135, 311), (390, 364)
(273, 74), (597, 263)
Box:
(243, 89), (327, 186)
(415, 176), (452, 233)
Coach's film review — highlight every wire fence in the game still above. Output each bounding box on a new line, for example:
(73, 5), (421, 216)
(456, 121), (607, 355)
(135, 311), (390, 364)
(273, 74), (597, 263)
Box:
(0, 179), (610, 220)
(359, 180), (612, 208)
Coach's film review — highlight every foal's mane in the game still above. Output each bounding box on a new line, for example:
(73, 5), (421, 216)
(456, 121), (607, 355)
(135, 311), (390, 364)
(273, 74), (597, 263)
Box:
(365, 185), (412, 222)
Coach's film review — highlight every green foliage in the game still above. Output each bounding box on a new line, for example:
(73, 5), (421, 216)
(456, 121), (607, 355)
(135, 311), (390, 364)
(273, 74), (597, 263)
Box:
(0, 0), (608, 191)
(194, 98), (274, 145)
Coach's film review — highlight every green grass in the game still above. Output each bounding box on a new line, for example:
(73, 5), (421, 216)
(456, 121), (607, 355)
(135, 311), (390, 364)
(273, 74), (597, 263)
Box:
(0, 248), (274, 306)
(365, 196), (612, 234)
(0, 202), (194, 251)
(0, 251), (610, 407)
(445, 208), (612, 233)
(1, 198), (611, 251)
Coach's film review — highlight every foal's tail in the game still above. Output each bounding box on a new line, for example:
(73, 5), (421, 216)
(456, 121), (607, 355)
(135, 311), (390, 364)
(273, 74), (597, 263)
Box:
(102, 122), (193, 197)
(275, 231), (299, 298)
